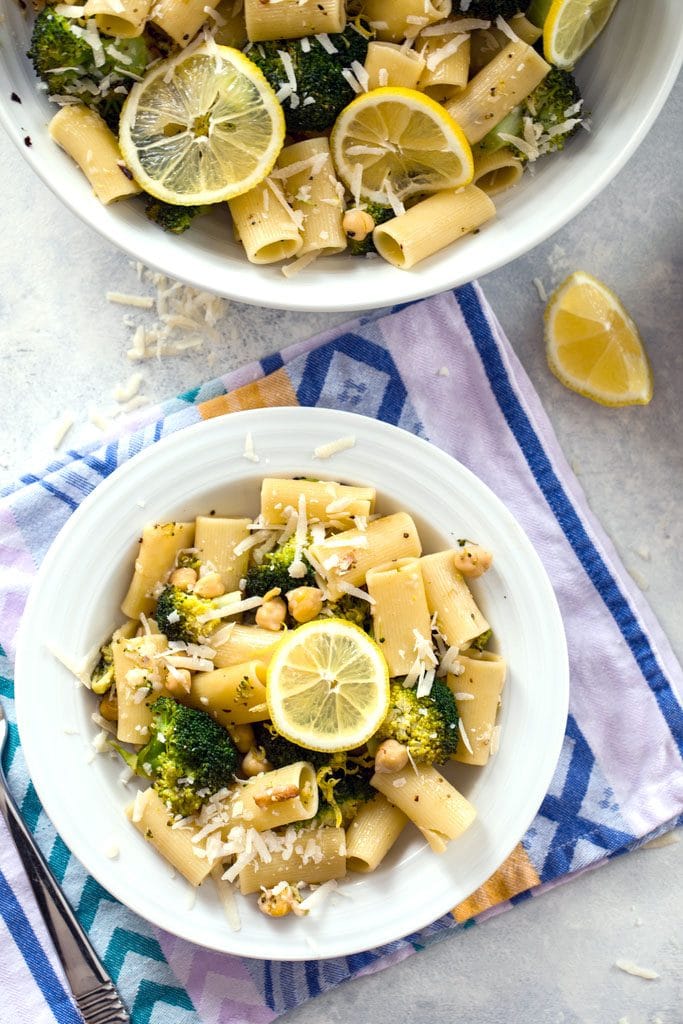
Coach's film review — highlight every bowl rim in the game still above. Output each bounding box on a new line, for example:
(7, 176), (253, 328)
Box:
(14, 407), (570, 959)
(1, 4), (681, 311)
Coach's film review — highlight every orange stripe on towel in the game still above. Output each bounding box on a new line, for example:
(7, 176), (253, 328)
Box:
(451, 843), (541, 923)
(198, 368), (299, 419)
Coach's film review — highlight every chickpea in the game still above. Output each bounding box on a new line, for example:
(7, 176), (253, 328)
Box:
(286, 586), (324, 624)
(242, 746), (272, 777)
(255, 597), (287, 631)
(99, 691), (118, 722)
(193, 571), (226, 598)
(374, 739), (409, 774)
(342, 208), (375, 242)
(230, 723), (255, 754)
(169, 566), (197, 590)
(452, 543), (493, 579)
(258, 883), (306, 918)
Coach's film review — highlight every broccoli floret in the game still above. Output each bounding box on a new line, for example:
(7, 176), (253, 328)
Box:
(29, 9), (150, 128)
(90, 643), (114, 695)
(469, 628), (493, 652)
(28, 9), (92, 96)
(134, 697), (238, 816)
(144, 195), (203, 234)
(522, 69), (582, 153)
(321, 594), (372, 633)
(374, 680), (459, 764)
(155, 584), (238, 644)
(460, 1), (527, 19)
(247, 23), (371, 136)
(480, 70), (582, 158)
(308, 768), (374, 828)
(244, 536), (316, 598)
(347, 202), (394, 257)
(253, 722), (331, 771)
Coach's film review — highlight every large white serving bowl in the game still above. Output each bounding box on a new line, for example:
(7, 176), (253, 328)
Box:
(1, 1), (681, 311)
(15, 408), (568, 959)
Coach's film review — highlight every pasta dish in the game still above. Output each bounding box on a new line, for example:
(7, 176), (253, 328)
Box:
(84, 476), (506, 921)
(26, 0), (618, 273)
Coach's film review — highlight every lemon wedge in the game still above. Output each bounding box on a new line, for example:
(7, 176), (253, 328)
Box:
(542, 0), (619, 69)
(545, 271), (653, 406)
(266, 619), (390, 753)
(119, 41), (285, 205)
(330, 86), (473, 204)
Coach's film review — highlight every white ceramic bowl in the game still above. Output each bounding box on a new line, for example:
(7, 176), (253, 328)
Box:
(1, 2), (682, 310)
(15, 408), (568, 959)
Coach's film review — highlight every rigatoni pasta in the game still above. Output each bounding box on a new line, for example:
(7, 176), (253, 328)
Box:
(373, 186), (495, 270)
(49, 106), (141, 206)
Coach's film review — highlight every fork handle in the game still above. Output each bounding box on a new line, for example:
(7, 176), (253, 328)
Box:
(0, 775), (126, 1011)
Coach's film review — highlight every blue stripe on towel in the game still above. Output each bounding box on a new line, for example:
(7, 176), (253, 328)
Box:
(0, 867), (80, 1024)
(456, 284), (683, 757)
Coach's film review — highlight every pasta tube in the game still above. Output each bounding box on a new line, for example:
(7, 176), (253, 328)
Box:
(276, 139), (346, 258)
(149, 0), (221, 45)
(121, 521), (195, 618)
(260, 478), (375, 525)
(194, 516), (251, 591)
(228, 762), (319, 832)
(371, 764), (476, 853)
(417, 24), (471, 99)
(238, 827), (346, 894)
(113, 633), (170, 743)
(373, 186), (495, 271)
(447, 651), (506, 765)
(472, 148), (524, 195)
(126, 788), (213, 886)
(366, 558), (431, 677)
(49, 106), (141, 206)
(361, 0), (452, 43)
(446, 40), (550, 144)
(345, 794), (407, 872)
(212, 624), (281, 668)
(364, 42), (426, 90)
(229, 178), (303, 265)
(308, 512), (422, 600)
(419, 550), (489, 647)
(244, 0), (345, 42)
(83, 0), (152, 38)
(188, 661), (268, 728)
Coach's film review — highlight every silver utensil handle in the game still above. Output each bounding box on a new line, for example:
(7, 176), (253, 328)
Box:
(0, 780), (129, 1022)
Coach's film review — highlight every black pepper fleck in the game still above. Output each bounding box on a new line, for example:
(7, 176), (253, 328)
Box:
(11, 92), (21, 104)
(24, 135), (32, 147)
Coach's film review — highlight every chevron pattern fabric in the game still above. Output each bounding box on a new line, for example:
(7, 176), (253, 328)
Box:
(1, 284), (681, 1024)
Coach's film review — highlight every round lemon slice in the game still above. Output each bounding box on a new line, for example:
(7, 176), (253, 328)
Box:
(542, 0), (619, 69)
(119, 41), (285, 205)
(330, 86), (473, 204)
(266, 619), (390, 753)
(545, 271), (653, 406)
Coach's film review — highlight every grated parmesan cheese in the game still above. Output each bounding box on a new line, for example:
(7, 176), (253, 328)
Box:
(614, 960), (660, 981)
(458, 717), (474, 755)
(313, 435), (356, 459)
(243, 431), (259, 463)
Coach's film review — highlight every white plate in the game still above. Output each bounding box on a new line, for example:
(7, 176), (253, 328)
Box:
(0, 1), (681, 311)
(15, 408), (568, 959)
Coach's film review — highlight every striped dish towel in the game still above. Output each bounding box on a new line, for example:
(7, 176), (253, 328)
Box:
(1, 283), (681, 1024)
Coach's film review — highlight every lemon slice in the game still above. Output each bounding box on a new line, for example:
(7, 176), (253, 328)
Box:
(330, 86), (473, 204)
(119, 41), (285, 205)
(543, 0), (619, 69)
(266, 619), (390, 753)
(545, 271), (652, 406)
